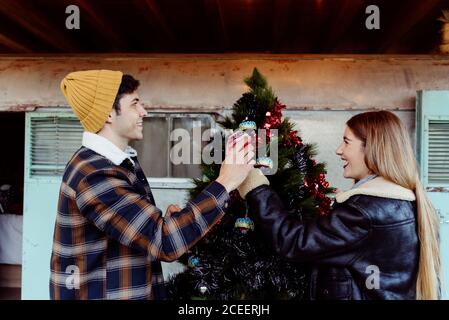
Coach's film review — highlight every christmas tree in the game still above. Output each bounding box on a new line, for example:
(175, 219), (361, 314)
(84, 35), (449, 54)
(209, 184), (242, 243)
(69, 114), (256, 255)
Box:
(167, 68), (334, 300)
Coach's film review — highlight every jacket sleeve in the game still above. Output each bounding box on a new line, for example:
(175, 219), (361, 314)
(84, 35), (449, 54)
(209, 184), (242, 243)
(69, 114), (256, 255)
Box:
(75, 169), (229, 262)
(246, 185), (371, 265)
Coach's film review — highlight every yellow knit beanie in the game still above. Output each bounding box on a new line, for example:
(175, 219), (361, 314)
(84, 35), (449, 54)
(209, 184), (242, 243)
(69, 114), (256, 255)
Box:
(60, 70), (123, 133)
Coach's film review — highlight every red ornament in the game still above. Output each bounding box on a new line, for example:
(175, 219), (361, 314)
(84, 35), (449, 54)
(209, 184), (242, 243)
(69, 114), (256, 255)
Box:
(285, 130), (302, 147)
(262, 99), (285, 132)
(260, 98), (333, 215)
(304, 169), (332, 215)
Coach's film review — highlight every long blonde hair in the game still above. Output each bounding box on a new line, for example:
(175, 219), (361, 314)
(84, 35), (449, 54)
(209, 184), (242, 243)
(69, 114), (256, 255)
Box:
(347, 110), (440, 300)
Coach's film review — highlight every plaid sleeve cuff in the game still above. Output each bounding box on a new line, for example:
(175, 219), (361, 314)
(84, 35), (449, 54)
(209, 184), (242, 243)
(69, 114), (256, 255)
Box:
(204, 180), (231, 210)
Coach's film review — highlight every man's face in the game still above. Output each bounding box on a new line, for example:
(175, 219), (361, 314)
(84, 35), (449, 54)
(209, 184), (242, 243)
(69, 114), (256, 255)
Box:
(110, 91), (147, 142)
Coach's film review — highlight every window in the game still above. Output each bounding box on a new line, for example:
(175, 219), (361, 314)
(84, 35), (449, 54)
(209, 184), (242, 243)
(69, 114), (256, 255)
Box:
(26, 112), (217, 184)
(130, 113), (216, 179)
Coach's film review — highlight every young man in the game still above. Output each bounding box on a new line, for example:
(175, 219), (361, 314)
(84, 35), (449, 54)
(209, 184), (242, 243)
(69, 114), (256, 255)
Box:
(50, 70), (254, 300)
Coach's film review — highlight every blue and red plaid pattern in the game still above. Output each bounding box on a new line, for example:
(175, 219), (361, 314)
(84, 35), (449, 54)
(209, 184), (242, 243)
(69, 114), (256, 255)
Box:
(50, 147), (229, 299)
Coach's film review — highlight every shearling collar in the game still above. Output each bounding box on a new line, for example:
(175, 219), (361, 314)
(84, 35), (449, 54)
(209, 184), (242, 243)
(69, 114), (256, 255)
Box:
(335, 176), (416, 203)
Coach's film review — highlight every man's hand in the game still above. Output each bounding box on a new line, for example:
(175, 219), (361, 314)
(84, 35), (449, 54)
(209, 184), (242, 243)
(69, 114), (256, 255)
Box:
(165, 204), (182, 217)
(216, 131), (256, 193)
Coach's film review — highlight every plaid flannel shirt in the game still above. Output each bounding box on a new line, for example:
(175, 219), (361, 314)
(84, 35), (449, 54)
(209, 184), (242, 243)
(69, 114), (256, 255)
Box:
(50, 146), (229, 300)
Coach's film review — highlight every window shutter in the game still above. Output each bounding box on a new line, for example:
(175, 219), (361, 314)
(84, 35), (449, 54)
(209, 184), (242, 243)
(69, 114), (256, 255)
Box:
(416, 90), (449, 188)
(29, 115), (83, 177)
(428, 120), (449, 185)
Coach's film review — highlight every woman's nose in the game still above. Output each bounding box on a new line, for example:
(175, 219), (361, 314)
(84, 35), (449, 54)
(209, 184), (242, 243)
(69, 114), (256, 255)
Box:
(336, 143), (343, 155)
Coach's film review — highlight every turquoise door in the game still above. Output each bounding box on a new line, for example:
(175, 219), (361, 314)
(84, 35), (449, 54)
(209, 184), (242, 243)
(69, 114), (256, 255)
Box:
(416, 91), (449, 299)
(22, 113), (82, 299)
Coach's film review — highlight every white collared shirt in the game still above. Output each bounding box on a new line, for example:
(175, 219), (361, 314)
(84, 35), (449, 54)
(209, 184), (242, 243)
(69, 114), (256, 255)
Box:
(82, 132), (138, 166)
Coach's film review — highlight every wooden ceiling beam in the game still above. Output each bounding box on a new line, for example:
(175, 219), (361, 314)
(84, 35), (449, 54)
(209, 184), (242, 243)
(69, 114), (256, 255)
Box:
(271, 0), (291, 52)
(76, 0), (126, 50)
(0, 32), (32, 53)
(324, 0), (365, 52)
(203, 0), (229, 50)
(142, 0), (177, 44)
(380, 0), (443, 53)
(0, 0), (75, 52)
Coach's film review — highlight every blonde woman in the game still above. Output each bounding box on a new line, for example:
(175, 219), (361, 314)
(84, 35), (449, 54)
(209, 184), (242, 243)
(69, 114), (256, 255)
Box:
(237, 110), (440, 300)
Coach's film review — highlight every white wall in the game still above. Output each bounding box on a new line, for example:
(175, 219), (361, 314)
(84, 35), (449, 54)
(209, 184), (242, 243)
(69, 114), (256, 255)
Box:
(287, 110), (415, 191)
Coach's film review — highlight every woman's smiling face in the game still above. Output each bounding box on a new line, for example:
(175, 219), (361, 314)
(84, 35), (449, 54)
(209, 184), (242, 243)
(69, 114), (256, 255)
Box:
(336, 126), (371, 182)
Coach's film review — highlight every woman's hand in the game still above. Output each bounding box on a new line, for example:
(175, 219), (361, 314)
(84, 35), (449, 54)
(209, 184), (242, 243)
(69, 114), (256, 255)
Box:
(237, 168), (269, 199)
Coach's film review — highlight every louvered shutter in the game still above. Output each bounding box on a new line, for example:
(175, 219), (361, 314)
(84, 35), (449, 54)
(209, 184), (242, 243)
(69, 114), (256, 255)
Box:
(428, 120), (449, 185)
(417, 91), (449, 188)
(28, 115), (83, 177)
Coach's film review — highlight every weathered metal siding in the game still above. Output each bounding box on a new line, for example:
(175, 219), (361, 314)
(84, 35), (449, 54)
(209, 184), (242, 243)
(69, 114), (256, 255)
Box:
(1, 55), (449, 112)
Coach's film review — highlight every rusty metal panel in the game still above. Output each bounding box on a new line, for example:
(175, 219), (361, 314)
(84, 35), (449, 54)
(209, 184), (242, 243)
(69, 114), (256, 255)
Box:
(1, 55), (449, 113)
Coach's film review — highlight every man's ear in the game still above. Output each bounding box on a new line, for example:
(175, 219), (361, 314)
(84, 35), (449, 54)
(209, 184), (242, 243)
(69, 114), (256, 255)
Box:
(105, 111), (114, 124)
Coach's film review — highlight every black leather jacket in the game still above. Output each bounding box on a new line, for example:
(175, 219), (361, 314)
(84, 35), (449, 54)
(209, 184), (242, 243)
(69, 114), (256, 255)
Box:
(246, 183), (419, 300)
